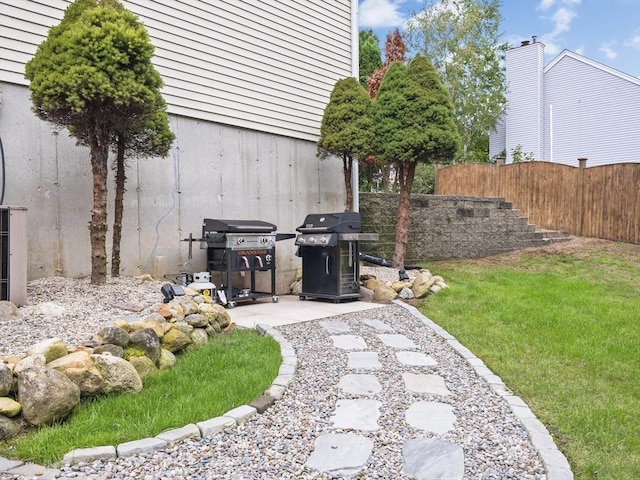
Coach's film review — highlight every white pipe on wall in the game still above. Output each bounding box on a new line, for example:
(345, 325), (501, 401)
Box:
(351, 0), (359, 212)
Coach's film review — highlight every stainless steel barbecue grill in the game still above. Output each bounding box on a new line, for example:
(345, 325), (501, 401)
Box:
(295, 212), (378, 302)
(200, 218), (294, 307)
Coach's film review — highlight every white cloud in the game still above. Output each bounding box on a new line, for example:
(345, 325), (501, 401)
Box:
(624, 31), (640, 50)
(359, 0), (407, 28)
(550, 6), (577, 35)
(599, 42), (618, 60)
(537, 0), (555, 11)
(574, 45), (585, 55)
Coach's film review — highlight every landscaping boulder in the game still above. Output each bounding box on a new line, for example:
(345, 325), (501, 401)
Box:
(139, 319), (172, 338)
(210, 304), (231, 329)
(94, 326), (130, 348)
(128, 355), (158, 380)
(373, 284), (398, 303)
(185, 313), (208, 328)
(14, 354), (46, 374)
(180, 299), (200, 316)
(162, 328), (192, 353)
(128, 328), (161, 363)
(91, 354), (143, 395)
(157, 349), (177, 370)
(47, 351), (104, 396)
(17, 366), (81, 426)
(0, 415), (22, 440)
(190, 328), (209, 346)
(93, 344), (124, 357)
(26, 337), (68, 363)
(0, 363), (12, 397)
(364, 277), (382, 291)
(0, 397), (21, 417)
(411, 272), (437, 299)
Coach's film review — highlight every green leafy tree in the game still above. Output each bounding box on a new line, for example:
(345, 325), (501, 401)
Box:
(373, 57), (459, 267)
(362, 29), (408, 193)
(317, 78), (373, 211)
(25, 0), (172, 284)
(406, 0), (507, 162)
(358, 30), (383, 88)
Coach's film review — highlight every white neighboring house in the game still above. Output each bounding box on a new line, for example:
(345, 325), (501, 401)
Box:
(490, 39), (640, 166)
(0, 0), (357, 289)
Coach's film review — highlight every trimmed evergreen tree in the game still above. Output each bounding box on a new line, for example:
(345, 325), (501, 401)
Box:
(373, 56), (460, 267)
(25, 0), (173, 284)
(317, 77), (373, 211)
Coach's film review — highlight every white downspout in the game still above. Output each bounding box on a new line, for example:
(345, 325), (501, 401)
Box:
(351, 0), (360, 212)
(549, 104), (553, 162)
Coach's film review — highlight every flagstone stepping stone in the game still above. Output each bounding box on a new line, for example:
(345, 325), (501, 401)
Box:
(362, 318), (394, 331)
(338, 374), (382, 395)
(330, 399), (382, 431)
(402, 437), (464, 480)
(396, 351), (438, 367)
(406, 401), (456, 434)
(319, 320), (351, 334)
(377, 334), (418, 349)
(347, 351), (382, 370)
(403, 373), (451, 396)
(331, 335), (368, 350)
(305, 433), (374, 477)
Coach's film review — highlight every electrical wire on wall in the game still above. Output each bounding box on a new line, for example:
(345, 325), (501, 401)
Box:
(143, 133), (180, 273)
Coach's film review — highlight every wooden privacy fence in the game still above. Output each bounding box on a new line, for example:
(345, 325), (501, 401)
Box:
(435, 160), (640, 245)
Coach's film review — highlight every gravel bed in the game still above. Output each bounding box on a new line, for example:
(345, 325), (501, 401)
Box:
(2, 274), (546, 479)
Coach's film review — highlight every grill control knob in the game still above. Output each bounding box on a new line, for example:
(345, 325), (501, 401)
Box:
(237, 237), (245, 245)
(260, 236), (269, 244)
(265, 254), (273, 262)
(320, 236), (328, 244)
(309, 237), (316, 244)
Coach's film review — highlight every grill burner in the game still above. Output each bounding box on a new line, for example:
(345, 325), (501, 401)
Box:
(198, 218), (293, 307)
(295, 212), (378, 302)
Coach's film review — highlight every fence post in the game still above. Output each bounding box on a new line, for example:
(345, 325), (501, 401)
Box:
(578, 158), (587, 236)
(495, 157), (505, 197)
(434, 163), (440, 194)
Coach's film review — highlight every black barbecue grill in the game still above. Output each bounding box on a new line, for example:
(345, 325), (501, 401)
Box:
(200, 218), (294, 307)
(295, 212), (378, 302)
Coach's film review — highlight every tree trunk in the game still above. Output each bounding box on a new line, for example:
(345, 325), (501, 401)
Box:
(111, 134), (126, 277)
(392, 162), (417, 268)
(88, 129), (110, 285)
(343, 155), (353, 211)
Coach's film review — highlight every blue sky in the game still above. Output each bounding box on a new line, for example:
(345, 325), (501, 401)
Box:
(359, 0), (640, 78)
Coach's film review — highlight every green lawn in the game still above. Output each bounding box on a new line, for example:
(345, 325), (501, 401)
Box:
(419, 242), (640, 480)
(0, 329), (281, 466)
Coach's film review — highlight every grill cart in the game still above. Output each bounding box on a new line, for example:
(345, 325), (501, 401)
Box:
(295, 212), (378, 302)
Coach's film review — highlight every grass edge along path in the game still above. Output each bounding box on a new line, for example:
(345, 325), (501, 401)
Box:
(418, 248), (640, 480)
(0, 328), (281, 466)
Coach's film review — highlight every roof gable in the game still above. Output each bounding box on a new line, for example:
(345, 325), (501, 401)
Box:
(544, 49), (640, 87)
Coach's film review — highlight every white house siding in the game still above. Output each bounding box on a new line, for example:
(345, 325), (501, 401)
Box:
(0, 1), (354, 287)
(504, 42), (545, 163)
(489, 117), (506, 161)
(1, 0), (353, 141)
(543, 53), (640, 167)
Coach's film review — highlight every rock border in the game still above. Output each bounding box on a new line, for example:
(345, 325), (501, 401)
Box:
(0, 323), (296, 478)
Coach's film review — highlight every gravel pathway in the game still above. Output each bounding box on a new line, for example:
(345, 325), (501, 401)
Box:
(2, 275), (558, 479)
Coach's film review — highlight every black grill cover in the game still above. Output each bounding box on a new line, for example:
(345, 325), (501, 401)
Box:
(203, 219), (276, 233)
(296, 212), (361, 233)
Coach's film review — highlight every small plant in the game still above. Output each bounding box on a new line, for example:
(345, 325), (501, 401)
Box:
(510, 144), (535, 163)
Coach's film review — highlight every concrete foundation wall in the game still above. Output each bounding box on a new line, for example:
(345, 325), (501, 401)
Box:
(360, 193), (544, 264)
(0, 83), (343, 292)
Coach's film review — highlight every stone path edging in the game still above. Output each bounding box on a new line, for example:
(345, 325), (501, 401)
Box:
(393, 300), (574, 480)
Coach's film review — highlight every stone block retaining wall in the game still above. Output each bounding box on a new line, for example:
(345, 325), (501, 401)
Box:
(360, 193), (545, 264)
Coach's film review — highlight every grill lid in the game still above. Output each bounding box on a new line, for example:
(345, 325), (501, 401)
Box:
(296, 212), (361, 233)
(203, 218), (277, 233)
